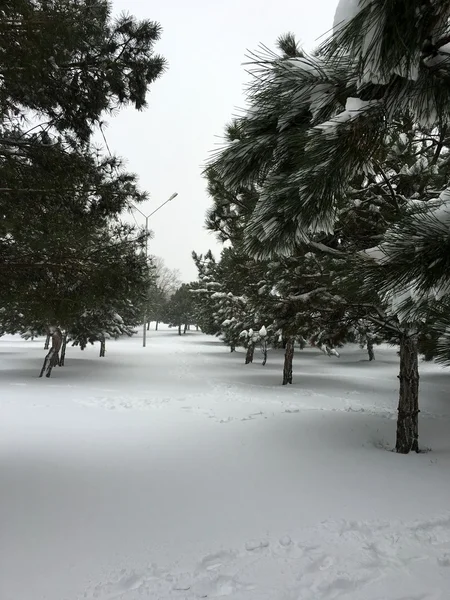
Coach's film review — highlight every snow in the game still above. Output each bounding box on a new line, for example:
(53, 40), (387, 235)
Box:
(388, 287), (419, 323)
(361, 245), (386, 262)
(333, 0), (422, 84)
(423, 42), (450, 68)
(308, 82), (336, 119)
(314, 98), (378, 134)
(333, 0), (362, 33)
(287, 57), (321, 77)
(398, 132), (409, 146)
(345, 96), (373, 112)
(428, 189), (450, 226)
(2, 327), (450, 599)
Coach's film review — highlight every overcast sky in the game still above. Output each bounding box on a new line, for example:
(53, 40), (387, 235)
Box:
(107, 0), (338, 281)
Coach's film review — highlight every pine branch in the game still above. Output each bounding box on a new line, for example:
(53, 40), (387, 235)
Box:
(373, 160), (401, 214)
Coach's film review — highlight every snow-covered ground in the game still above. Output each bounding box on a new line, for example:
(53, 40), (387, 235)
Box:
(1, 327), (450, 600)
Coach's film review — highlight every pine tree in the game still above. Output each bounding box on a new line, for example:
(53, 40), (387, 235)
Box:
(164, 284), (194, 335)
(207, 23), (450, 452)
(0, 0), (166, 370)
(1, 1), (165, 140)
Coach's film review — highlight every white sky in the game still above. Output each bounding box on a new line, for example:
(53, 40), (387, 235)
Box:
(107, 0), (338, 281)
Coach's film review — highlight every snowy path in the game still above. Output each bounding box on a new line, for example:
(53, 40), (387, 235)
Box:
(1, 328), (450, 599)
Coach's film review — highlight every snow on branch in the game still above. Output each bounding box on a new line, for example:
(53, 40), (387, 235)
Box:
(284, 287), (329, 302)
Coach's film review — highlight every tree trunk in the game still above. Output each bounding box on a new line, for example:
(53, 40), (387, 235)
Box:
(44, 333), (50, 350)
(156, 321), (159, 331)
(196, 325), (199, 331)
(39, 329), (62, 378)
(282, 337), (288, 349)
(178, 324), (182, 336)
(282, 337), (294, 385)
(99, 336), (106, 357)
(261, 341), (268, 366)
(59, 333), (67, 366)
(367, 338), (375, 361)
(396, 334), (420, 454)
(230, 344), (235, 352)
(183, 323), (188, 334)
(147, 321), (150, 331)
(245, 342), (256, 364)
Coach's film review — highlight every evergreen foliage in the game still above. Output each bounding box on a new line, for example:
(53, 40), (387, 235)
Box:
(203, 6), (450, 453)
(0, 0), (165, 371)
(164, 284), (195, 335)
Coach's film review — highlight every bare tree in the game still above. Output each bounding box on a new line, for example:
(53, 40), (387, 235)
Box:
(152, 256), (181, 298)
(148, 257), (182, 329)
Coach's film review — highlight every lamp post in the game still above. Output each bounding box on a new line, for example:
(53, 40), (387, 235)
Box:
(133, 192), (178, 347)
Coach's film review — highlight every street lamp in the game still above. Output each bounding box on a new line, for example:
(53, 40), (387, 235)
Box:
(132, 192), (178, 347)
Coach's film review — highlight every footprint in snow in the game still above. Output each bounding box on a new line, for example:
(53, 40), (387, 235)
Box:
(437, 554), (450, 567)
(190, 574), (254, 598)
(271, 536), (304, 559)
(245, 539), (270, 552)
(86, 566), (168, 599)
(198, 550), (237, 572)
(116, 572), (144, 592)
(302, 552), (334, 574)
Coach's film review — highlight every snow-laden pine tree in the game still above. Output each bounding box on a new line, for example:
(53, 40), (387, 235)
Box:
(191, 249), (256, 352)
(208, 5), (450, 453)
(191, 250), (223, 336)
(204, 167), (353, 381)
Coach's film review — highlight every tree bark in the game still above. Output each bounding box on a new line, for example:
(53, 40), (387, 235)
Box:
(183, 323), (188, 334)
(59, 332), (67, 366)
(178, 324), (182, 336)
(282, 337), (288, 350)
(39, 328), (62, 378)
(44, 333), (50, 349)
(367, 338), (375, 361)
(245, 342), (256, 364)
(155, 321), (159, 331)
(99, 336), (106, 357)
(396, 334), (420, 454)
(230, 344), (235, 352)
(282, 337), (294, 385)
(147, 321), (150, 331)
